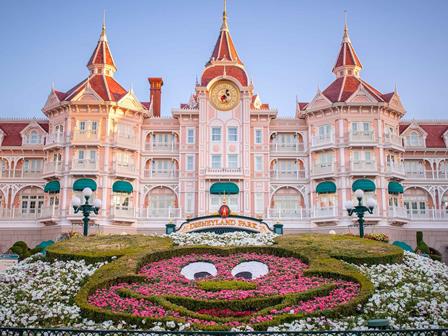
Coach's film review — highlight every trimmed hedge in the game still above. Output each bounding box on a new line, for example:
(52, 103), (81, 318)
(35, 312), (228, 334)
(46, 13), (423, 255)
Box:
(75, 245), (376, 330)
(197, 279), (256, 291)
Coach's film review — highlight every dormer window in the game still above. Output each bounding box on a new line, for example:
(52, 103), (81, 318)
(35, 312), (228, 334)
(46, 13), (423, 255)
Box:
(407, 131), (424, 147)
(28, 130), (42, 145)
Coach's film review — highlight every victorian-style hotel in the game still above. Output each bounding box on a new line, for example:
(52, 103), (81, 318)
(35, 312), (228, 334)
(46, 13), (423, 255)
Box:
(1, 6), (448, 253)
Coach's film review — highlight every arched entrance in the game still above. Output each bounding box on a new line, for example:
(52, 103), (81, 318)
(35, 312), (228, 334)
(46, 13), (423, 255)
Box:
(144, 186), (178, 218)
(270, 187), (305, 218)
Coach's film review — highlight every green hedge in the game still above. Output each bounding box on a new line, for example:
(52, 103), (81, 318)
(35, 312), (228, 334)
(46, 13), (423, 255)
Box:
(75, 245), (375, 330)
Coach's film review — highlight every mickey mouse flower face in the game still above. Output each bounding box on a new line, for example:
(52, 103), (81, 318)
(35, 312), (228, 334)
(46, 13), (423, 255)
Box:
(88, 251), (360, 328)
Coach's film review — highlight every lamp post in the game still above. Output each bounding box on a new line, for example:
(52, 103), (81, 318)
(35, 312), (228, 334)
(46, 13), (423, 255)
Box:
(72, 187), (101, 237)
(344, 189), (377, 238)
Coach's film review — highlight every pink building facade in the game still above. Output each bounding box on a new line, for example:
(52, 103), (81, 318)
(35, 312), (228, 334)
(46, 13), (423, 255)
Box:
(1, 7), (448, 256)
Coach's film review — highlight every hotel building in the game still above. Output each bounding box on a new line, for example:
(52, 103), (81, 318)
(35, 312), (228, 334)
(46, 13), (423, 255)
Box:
(0, 6), (447, 258)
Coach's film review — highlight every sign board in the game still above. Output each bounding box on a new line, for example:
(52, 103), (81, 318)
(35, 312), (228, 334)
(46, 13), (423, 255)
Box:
(0, 254), (19, 272)
(177, 215), (273, 234)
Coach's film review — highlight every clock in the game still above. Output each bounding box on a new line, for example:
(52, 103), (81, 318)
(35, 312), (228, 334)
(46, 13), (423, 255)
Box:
(210, 80), (240, 111)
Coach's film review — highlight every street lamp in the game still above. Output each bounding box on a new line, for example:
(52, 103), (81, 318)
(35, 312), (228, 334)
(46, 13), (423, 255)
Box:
(344, 189), (377, 238)
(72, 187), (101, 236)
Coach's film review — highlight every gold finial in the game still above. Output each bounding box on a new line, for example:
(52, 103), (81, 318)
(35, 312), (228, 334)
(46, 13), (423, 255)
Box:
(100, 10), (108, 42)
(342, 10), (351, 43)
(221, 0), (229, 31)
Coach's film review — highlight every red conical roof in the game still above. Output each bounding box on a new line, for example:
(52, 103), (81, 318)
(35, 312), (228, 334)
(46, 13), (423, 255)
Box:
(332, 23), (362, 75)
(87, 24), (117, 74)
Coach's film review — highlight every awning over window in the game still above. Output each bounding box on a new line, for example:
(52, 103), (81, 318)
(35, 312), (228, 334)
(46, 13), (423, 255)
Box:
(112, 181), (133, 193)
(73, 178), (97, 191)
(352, 179), (376, 192)
(210, 182), (239, 195)
(388, 181), (404, 194)
(316, 181), (336, 194)
(44, 180), (60, 193)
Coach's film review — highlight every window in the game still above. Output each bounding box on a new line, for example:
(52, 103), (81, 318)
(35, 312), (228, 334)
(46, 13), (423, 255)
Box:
(228, 127), (238, 142)
(211, 127), (221, 142)
(352, 122), (370, 134)
(408, 131), (423, 146)
(117, 124), (133, 139)
(23, 159), (43, 173)
(318, 152), (333, 166)
(211, 155), (222, 169)
(352, 150), (373, 162)
(255, 155), (263, 171)
(79, 121), (86, 132)
(210, 194), (239, 212)
(227, 154), (238, 169)
(112, 194), (130, 210)
(21, 195), (44, 214)
(255, 129), (262, 144)
(185, 192), (195, 213)
(186, 155), (194, 171)
(78, 150), (85, 161)
(254, 193), (264, 213)
(89, 150), (97, 162)
(28, 130), (41, 144)
(318, 125), (331, 139)
(187, 128), (195, 144)
(91, 121), (98, 133)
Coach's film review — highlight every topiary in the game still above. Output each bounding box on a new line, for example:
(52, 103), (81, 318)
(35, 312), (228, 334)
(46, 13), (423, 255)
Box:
(415, 231), (430, 255)
(429, 247), (442, 262)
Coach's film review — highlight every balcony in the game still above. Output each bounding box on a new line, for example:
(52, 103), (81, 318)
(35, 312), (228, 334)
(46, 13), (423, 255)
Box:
(45, 134), (64, 147)
(388, 206), (408, 219)
(114, 134), (138, 148)
(144, 169), (179, 179)
(72, 159), (98, 171)
(386, 163), (405, 177)
(12, 169), (43, 178)
(404, 170), (433, 179)
(349, 131), (375, 143)
(111, 207), (135, 219)
(270, 170), (305, 180)
(145, 141), (179, 152)
(351, 160), (377, 173)
(268, 208), (310, 219)
(384, 134), (403, 148)
(72, 130), (99, 143)
(312, 162), (335, 176)
(311, 135), (334, 148)
(313, 207), (338, 218)
(43, 162), (63, 175)
(0, 208), (42, 219)
(113, 162), (136, 177)
(205, 167), (242, 175)
(270, 143), (305, 153)
(38, 207), (60, 219)
(138, 208), (181, 218)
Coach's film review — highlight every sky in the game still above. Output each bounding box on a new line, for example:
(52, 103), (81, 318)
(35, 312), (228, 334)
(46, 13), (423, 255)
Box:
(0, 0), (447, 120)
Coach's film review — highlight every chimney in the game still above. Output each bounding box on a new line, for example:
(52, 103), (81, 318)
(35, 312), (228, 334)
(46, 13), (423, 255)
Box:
(148, 77), (163, 117)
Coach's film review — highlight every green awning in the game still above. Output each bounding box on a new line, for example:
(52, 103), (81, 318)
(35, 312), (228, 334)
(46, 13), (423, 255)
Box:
(388, 181), (404, 194)
(352, 179), (376, 192)
(44, 180), (60, 193)
(112, 181), (133, 193)
(73, 178), (97, 191)
(316, 181), (336, 194)
(210, 182), (239, 195)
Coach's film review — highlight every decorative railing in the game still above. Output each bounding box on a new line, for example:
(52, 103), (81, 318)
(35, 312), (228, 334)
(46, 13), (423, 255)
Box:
(388, 206), (408, 218)
(145, 141), (179, 152)
(72, 130), (99, 142)
(144, 169), (179, 178)
(45, 134), (64, 146)
(138, 208), (181, 218)
(115, 134), (137, 147)
(351, 160), (377, 172)
(312, 162), (335, 175)
(12, 169), (43, 178)
(270, 143), (305, 152)
(384, 134), (403, 147)
(311, 134), (334, 147)
(270, 170), (306, 179)
(38, 207), (60, 218)
(72, 159), (98, 171)
(404, 170), (433, 179)
(111, 207), (135, 218)
(349, 130), (375, 142)
(313, 207), (338, 218)
(43, 161), (63, 174)
(268, 208), (311, 219)
(386, 164), (405, 175)
(205, 167), (242, 175)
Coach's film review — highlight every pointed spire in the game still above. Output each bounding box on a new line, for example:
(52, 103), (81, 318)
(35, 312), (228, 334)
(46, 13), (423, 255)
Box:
(332, 12), (362, 78)
(207, 0), (243, 65)
(87, 17), (117, 76)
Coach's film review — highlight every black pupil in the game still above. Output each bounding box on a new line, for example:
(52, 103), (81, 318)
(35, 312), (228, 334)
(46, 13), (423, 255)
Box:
(235, 271), (252, 280)
(194, 272), (211, 280)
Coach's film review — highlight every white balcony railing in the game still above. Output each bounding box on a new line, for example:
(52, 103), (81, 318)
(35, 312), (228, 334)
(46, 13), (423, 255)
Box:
(111, 207), (135, 218)
(404, 170), (433, 179)
(11, 169), (43, 178)
(138, 208), (181, 218)
(351, 160), (376, 172)
(437, 171), (448, 179)
(206, 167), (242, 175)
(386, 164), (405, 175)
(145, 141), (179, 152)
(0, 208), (43, 219)
(115, 134), (137, 147)
(72, 159), (98, 171)
(384, 134), (403, 147)
(270, 170), (305, 179)
(388, 206), (408, 219)
(349, 131), (375, 142)
(144, 169), (179, 178)
(114, 162), (136, 175)
(43, 161), (63, 174)
(311, 134), (334, 147)
(39, 207), (60, 219)
(45, 134), (64, 146)
(270, 143), (305, 153)
(313, 207), (337, 218)
(72, 130), (99, 142)
(312, 162), (335, 175)
(268, 208), (311, 219)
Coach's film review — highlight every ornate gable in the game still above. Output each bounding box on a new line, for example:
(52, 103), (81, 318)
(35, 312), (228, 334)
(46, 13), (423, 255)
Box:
(306, 91), (332, 111)
(118, 90), (144, 111)
(43, 90), (61, 111)
(72, 82), (104, 102)
(388, 92), (405, 112)
(346, 84), (378, 103)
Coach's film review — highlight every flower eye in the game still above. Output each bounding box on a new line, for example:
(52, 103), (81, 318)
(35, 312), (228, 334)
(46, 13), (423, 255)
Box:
(231, 261), (269, 280)
(181, 262), (217, 280)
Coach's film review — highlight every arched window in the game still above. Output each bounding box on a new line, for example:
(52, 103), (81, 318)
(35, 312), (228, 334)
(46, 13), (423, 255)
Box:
(409, 131), (422, 146)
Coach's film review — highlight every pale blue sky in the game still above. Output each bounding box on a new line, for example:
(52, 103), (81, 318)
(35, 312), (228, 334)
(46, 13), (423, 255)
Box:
(0, 0), (447, 119)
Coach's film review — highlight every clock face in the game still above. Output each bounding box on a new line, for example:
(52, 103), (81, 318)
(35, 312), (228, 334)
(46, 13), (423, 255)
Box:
(210, 80), (240, 111)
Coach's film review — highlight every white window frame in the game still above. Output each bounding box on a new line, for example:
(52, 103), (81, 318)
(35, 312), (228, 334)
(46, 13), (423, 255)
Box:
(255, 155), (263, 172)
(227, 154), (238, 169)
(186, 128), (195, 144)
(255, 129), (263, 144)
(227, 127), (238, 142)
(186, 155), (195, 171)
(211, 155), (222, 169)
(211, 127), (222, 142)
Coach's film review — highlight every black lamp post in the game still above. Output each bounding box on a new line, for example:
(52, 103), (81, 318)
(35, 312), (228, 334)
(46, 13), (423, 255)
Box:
(344, 189), (376, 238)
(72, 187), (101, 236)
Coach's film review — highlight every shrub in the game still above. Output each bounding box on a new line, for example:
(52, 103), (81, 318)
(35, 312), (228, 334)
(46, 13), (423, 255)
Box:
(9, 241), (43, 261)
(197, 280), (257, 291)
(364, 233), (389, 243)
(415, 231), (430, 255)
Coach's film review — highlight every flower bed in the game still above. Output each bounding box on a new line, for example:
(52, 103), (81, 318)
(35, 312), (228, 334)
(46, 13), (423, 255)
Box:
(169, 232), (278, 247)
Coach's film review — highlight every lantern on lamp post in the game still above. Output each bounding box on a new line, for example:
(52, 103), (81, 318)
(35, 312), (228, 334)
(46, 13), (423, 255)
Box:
(72, 187), (101, 237)
(344, 189), (376, 238)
